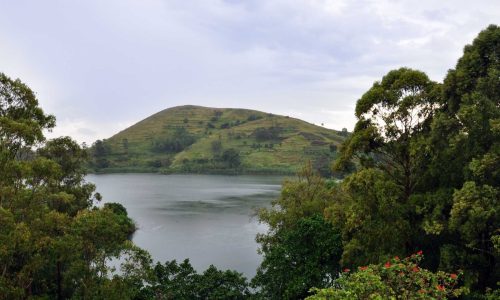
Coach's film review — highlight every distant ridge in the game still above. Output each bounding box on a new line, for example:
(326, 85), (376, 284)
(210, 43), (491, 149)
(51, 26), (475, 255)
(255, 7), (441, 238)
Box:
(89, 105), (348, 175)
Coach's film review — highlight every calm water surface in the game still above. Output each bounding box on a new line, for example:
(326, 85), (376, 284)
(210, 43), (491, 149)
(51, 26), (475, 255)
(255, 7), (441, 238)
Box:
(86, 173), (283, 278)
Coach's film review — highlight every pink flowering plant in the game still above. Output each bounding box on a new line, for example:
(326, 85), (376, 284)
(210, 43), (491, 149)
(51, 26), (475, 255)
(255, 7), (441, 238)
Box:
(307, 252), (468, 299)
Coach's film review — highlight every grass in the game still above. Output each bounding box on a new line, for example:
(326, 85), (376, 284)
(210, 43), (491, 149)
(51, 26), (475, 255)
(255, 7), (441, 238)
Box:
(89, 105), (347, 175)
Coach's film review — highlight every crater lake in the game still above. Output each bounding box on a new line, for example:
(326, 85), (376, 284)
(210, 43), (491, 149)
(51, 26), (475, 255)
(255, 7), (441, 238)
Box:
(86, 173), (284, 278)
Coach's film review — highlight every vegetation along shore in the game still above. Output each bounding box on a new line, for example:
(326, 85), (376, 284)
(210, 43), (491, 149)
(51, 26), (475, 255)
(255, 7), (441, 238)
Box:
(0, 25), (498, 299)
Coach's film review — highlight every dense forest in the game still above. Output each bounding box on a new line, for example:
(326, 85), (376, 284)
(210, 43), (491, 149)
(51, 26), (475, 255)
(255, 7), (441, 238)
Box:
(0, 25), (498, 299)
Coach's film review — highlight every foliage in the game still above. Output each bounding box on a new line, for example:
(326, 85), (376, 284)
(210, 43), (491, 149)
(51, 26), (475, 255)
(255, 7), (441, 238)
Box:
(247, 114), (263, 122)
(331, 68), (438, 267)
(0, 72), (149, 299)
(313, 153), (334, 177)
(335, 67), (439, 201)
(421, 24), (500, 291)
(0, 73), (55, 157)
(221, 148), (241, 168)
(137, 259), (251, 300)
(91, 139), (111, 168)
(2, 24), (499, 300)
(307, 252), (468, 300)
(253, 126), (283, 141)
(0, 73), (263, 299)
(87, 105), (345, 175)
(258, 163), (335, 229)
(253, 164), (343, 299)
(326, 168), (410, 267)
(211, 139), (222, 154)
(151, 127), (196, 153)
(253, 215), (342, 299)
(330, 25), (500, 294)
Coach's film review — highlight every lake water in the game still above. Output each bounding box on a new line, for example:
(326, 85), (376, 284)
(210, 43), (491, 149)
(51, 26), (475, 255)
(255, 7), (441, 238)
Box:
(86, 173), (283, 279)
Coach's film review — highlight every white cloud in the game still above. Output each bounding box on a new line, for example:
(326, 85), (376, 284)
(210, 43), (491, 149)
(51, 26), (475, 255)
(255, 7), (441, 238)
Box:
(45, 118), (135, 145)
(0, 0), (498, 142)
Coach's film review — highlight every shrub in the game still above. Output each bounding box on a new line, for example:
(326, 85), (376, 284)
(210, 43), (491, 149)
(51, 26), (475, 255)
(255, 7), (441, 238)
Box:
(253, 127), (282, 141)
(308, 252), (468, 299)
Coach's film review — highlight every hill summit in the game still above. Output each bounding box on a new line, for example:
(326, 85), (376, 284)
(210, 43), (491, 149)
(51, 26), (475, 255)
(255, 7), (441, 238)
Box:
(89, 105), (348, 175)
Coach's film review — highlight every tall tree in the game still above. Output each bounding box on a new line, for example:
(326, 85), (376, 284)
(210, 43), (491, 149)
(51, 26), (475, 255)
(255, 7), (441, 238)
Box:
(332, 68), (439, 265)
(331, 25), (500, 293)
(427, 24), (500, 291)
(0, 73), (148, 299)
(335, 67), (439, 202)
(0, 73), (55, 159)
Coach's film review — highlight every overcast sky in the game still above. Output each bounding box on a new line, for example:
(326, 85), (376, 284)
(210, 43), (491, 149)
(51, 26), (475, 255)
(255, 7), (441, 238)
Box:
(1, 0), (498, 144)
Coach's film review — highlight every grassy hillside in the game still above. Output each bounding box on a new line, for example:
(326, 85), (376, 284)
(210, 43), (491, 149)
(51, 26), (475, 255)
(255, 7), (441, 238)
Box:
(89, 105), (348, 175)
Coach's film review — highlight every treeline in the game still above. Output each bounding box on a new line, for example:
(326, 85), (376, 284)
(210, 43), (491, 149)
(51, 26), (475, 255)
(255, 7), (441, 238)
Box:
(0, 25), (498, 299)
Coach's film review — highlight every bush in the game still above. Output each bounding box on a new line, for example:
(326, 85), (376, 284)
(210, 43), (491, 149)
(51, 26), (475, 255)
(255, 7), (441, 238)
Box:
(151, 127), (196, 153)
(247, 114), (262, 121)
(253, 127), (282, 141)
(211, 140), (222, 153)
(308, 252), (468, 299)
(221, 148), (241, 168)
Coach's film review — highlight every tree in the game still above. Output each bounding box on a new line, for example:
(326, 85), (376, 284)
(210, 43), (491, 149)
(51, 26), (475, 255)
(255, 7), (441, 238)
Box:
(92, 139), (110, 169)
(0, 73), (148, 299)
(253, 215), (342, 299)
(332, 68), (439, 267)
(0, 73), (55, 160)
(327, 168), (410, 267)
(211, 139), (222, 154)
(151, 127), (196, 153)
(221, 148), (241, 168)
(253, 164), (343, 299)
(258, 163), (335, 230)
(329, 143), (337, 153)
(335, 67), (439, 202)
(331, 26), (500, 294)
(253, 127), (282, 141)
(0, 72), (56, 210)
(122, 138), (129, 155)
(37, 137), (98, 215)
(138, 259), (250, 299)
(421, 25), (500, 291)
(340, 128), (348, 136)
(247, 114), (262, 122)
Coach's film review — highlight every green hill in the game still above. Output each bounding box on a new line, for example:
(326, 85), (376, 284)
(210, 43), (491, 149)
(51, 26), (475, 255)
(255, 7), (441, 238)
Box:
(89, 105), (348, 175)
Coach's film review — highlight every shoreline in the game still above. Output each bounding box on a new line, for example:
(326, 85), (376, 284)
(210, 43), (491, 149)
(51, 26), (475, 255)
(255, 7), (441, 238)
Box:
(87, 168), (298, 176)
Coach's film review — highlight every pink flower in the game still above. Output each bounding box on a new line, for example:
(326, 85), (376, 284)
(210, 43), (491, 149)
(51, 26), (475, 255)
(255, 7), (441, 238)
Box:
(384, 262), (391, 268)
(450, 273), (458, 280)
